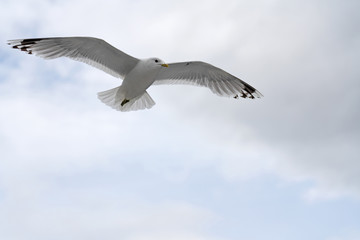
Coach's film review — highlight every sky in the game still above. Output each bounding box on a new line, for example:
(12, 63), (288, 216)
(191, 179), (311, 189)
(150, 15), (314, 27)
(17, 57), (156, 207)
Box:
(0, 0), (359, 239)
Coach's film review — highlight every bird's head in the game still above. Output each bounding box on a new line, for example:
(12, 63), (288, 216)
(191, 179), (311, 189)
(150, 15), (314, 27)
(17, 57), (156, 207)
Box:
(148, 57), (168, 68)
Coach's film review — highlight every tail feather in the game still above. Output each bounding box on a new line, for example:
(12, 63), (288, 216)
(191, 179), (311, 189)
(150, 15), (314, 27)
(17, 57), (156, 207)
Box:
(97, 86), (155, 112)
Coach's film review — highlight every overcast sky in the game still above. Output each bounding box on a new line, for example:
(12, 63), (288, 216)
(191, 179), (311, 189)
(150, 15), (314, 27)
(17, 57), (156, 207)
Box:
(0, 0), (360, 239)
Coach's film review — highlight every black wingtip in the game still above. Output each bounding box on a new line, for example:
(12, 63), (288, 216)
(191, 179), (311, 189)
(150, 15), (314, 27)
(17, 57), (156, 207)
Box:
(22, 38), (44, 43)
(7, 38), (45, 47)
(240, 80), (263, 99)
(8, 39), (37, 55)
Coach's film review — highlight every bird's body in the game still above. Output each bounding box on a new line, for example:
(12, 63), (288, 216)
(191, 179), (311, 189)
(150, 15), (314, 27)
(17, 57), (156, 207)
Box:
(8, 37), (262, 111)
(122, 58), (165, 100)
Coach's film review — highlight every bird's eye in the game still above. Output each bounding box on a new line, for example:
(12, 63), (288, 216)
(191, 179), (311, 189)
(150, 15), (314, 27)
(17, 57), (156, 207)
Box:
(155, 59), (159, 63)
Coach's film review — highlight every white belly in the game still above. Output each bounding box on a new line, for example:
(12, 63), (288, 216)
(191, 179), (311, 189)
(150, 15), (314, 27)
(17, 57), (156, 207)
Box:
(121, 60), (160, 99)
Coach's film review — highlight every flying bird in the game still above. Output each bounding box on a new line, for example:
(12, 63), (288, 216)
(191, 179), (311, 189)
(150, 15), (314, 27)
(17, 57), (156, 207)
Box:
(8, 37), (262, 111)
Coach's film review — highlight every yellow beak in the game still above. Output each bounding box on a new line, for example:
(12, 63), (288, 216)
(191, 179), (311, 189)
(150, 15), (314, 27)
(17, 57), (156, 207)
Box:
(161, 63), (169, 67)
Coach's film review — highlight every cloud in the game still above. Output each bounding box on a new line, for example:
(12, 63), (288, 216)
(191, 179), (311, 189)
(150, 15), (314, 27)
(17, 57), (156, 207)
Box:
(1, 0), (360, 239)
(0, 190), (217, 240)
(2, 0), (360, 200)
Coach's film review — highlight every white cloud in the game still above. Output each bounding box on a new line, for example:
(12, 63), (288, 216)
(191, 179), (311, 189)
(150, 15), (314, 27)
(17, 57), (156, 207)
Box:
(4, 0), (360, 194)
(0, 190), (218, 240)
(1, 0), (360, 239)
(2, 0), (360, 200)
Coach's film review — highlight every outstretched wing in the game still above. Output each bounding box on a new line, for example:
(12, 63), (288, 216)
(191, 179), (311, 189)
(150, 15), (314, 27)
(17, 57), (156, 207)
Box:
(154, 61), (262, 99)
(8, 37), (139, 79)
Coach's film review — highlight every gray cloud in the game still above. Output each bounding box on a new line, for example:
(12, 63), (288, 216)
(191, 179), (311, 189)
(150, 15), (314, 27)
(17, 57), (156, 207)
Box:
(2, 0), (359, 199)
(4, 0), (360, 195)
(1, 0), (360, 239)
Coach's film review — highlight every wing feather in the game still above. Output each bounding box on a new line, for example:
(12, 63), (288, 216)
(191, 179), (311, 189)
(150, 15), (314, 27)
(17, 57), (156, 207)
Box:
(154, 61), (262, 99)
(8, 37), (139, 79)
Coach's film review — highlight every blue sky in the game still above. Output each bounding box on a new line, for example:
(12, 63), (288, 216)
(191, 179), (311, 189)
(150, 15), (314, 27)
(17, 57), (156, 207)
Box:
(0, 0), (360, 239)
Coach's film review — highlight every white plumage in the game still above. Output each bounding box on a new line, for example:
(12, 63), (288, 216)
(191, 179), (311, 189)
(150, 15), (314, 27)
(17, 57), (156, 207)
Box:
(8, 37), (262, 112)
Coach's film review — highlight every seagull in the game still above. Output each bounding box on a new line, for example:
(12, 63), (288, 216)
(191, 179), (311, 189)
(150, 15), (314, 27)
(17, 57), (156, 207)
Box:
(8, 37), (262, 111)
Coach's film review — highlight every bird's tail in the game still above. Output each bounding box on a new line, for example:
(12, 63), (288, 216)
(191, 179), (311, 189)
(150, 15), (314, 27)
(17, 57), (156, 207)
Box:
(97, 86), (155, 112)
